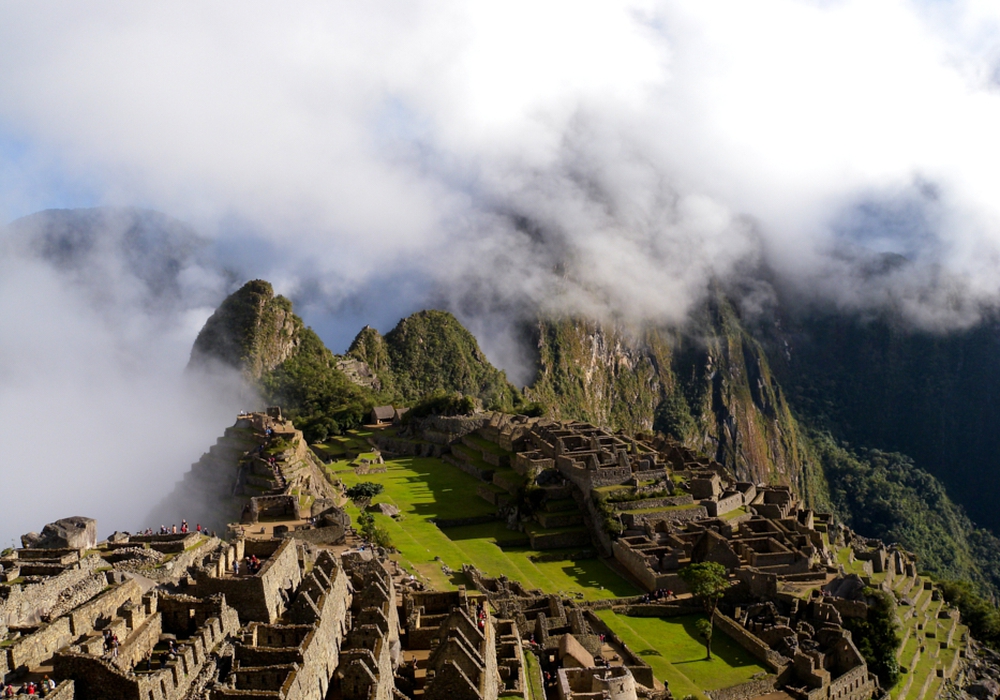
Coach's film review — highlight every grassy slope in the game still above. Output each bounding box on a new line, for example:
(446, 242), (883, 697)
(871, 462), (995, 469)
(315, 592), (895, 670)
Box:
(596, 610), (769, 700)
(328, 443), (637, 598)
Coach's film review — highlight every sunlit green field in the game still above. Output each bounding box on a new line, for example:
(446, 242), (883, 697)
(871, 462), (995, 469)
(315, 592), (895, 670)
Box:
(327, 442), (637, 598)
(595, 610), (769, 700)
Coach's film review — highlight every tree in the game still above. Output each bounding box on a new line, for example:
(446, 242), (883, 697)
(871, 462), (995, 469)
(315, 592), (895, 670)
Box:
(356, 512), (394, 551)
(345, 482), (384, 510)
(679, 562), (728, 660)
(679, 561), (729, 619)
(842, 587), (901, 687)
(694, 618), (714, 659)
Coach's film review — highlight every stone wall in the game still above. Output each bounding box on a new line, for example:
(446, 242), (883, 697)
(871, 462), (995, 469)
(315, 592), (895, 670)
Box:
(819, 664), (875, 700)
(196, 539), (301, 623)
(58, 611), (228, 700)
(704, 492), (743, 518)
(608, 495), (693, 512)
(621, 505), (707, 529)
(444, 454), (495, 482)
(528, 530), (591, 550)
(68, 578), (143, 636)
(706, 675), (777, 700)
(0, 555), (102, 628)
(46, 681), (75, 699)
(712, 613), (788, 672)
(7, 616), (73, 674)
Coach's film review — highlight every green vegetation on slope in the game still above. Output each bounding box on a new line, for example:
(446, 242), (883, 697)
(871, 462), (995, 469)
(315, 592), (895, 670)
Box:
(842, 588), (901, 688)
(938, 579), (1000, 649)
(525, 295), (829, 504)
(381, 310), (519, 410)
(261, 327), (373, 441)
(189, 279), (300, 379)
(813, 431), (1000, 596)
(347, 324), (396, 395)
(762, 310), (1000, 537)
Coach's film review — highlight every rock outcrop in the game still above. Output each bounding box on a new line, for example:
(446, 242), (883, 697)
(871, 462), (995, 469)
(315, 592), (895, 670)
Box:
(21, 516), (98, 550)
(523, 296), (821, 496)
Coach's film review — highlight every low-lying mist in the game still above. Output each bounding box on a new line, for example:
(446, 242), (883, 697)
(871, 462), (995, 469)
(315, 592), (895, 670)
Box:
(3, 2), (1000, 539)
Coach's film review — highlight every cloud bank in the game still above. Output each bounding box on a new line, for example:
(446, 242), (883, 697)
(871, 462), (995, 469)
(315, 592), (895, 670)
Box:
(2, 1), (1000, 535)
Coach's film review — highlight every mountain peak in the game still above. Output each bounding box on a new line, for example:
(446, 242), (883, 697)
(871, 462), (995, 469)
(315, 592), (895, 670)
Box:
(188, 279), (302, 379)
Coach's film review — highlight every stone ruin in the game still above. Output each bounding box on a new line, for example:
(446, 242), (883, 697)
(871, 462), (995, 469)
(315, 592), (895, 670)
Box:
(0, 409), (978, 700)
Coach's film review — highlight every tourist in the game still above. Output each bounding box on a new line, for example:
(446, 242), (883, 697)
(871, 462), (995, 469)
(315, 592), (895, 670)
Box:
(2, 683), (11, 697)
(172, 524), (177, 534)
(196, 523), (202, 533)
(233, 559), (240, 575)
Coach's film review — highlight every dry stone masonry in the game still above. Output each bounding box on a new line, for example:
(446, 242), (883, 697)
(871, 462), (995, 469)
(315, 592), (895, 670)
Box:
(0, 409), (982, 700)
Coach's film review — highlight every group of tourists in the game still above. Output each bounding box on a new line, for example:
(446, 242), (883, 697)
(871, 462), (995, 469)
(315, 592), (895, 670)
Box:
(2, 677), (55, 696)
(145, 521), (213, 537)
(639, 588), (674, 603)
(103, 629), (120, 659)
(232, 554), (263, 576)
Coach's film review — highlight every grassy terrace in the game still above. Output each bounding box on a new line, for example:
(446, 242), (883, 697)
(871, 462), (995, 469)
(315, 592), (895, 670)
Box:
(596, 610), (769, 700)
(329, 443), (638, 598)
(462, 433), (513, 457)
(622, 503), (700, 515)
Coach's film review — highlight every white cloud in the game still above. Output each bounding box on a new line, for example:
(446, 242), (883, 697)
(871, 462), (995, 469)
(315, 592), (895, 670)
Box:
(2, 0), (1000, 533)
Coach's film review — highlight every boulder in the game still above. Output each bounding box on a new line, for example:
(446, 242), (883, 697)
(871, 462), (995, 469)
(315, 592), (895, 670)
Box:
(969, 679), (1000, 700)
(21, 516), (97, 550)
(367, 503), (400, 517)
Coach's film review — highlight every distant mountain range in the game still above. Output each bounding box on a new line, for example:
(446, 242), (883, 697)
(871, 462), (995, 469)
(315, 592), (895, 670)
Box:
(11, 206), (1000, 597)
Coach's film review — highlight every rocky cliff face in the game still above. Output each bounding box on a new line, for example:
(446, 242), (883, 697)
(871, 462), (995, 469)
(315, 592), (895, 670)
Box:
(758, 307), (1000, 534)
(188, 279), (302, 379)
(523, 296), (827, 503)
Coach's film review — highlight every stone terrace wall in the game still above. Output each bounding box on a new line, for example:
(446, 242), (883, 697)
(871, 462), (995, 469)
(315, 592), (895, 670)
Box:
(621, 505), (707, 529)
(52, 653), (140, 700)
(0, 555), (102, 627)
(712, 613), (788, 673)
(196, 539), (301, 623)
(7, 616), (73, 675)
(6, 577), (143, 675)
(608, 495), (693, 512)
(706, 675), (778, 700)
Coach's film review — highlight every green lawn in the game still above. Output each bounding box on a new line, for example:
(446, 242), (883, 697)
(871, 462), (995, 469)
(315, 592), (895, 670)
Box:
(836, 547), (868, 576)
(596, 610), (769, 700)
(335, 448), (637, 598)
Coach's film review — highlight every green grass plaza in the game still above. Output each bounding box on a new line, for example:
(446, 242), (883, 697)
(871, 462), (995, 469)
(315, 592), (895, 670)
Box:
(321, 430), (770, 696)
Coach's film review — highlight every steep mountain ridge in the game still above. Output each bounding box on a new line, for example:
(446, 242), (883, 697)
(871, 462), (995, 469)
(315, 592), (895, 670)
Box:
(189, 282), (521, 439)
(757, 308), (1000, 534)
(189, 280), (301, 379)
(523, 297), (825, 502)
(349, 309), (520, 409)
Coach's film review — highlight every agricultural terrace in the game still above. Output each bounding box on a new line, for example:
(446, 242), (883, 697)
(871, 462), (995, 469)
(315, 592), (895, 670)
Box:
(320, 430), (639, 598)
(596, 610), (770, 700)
